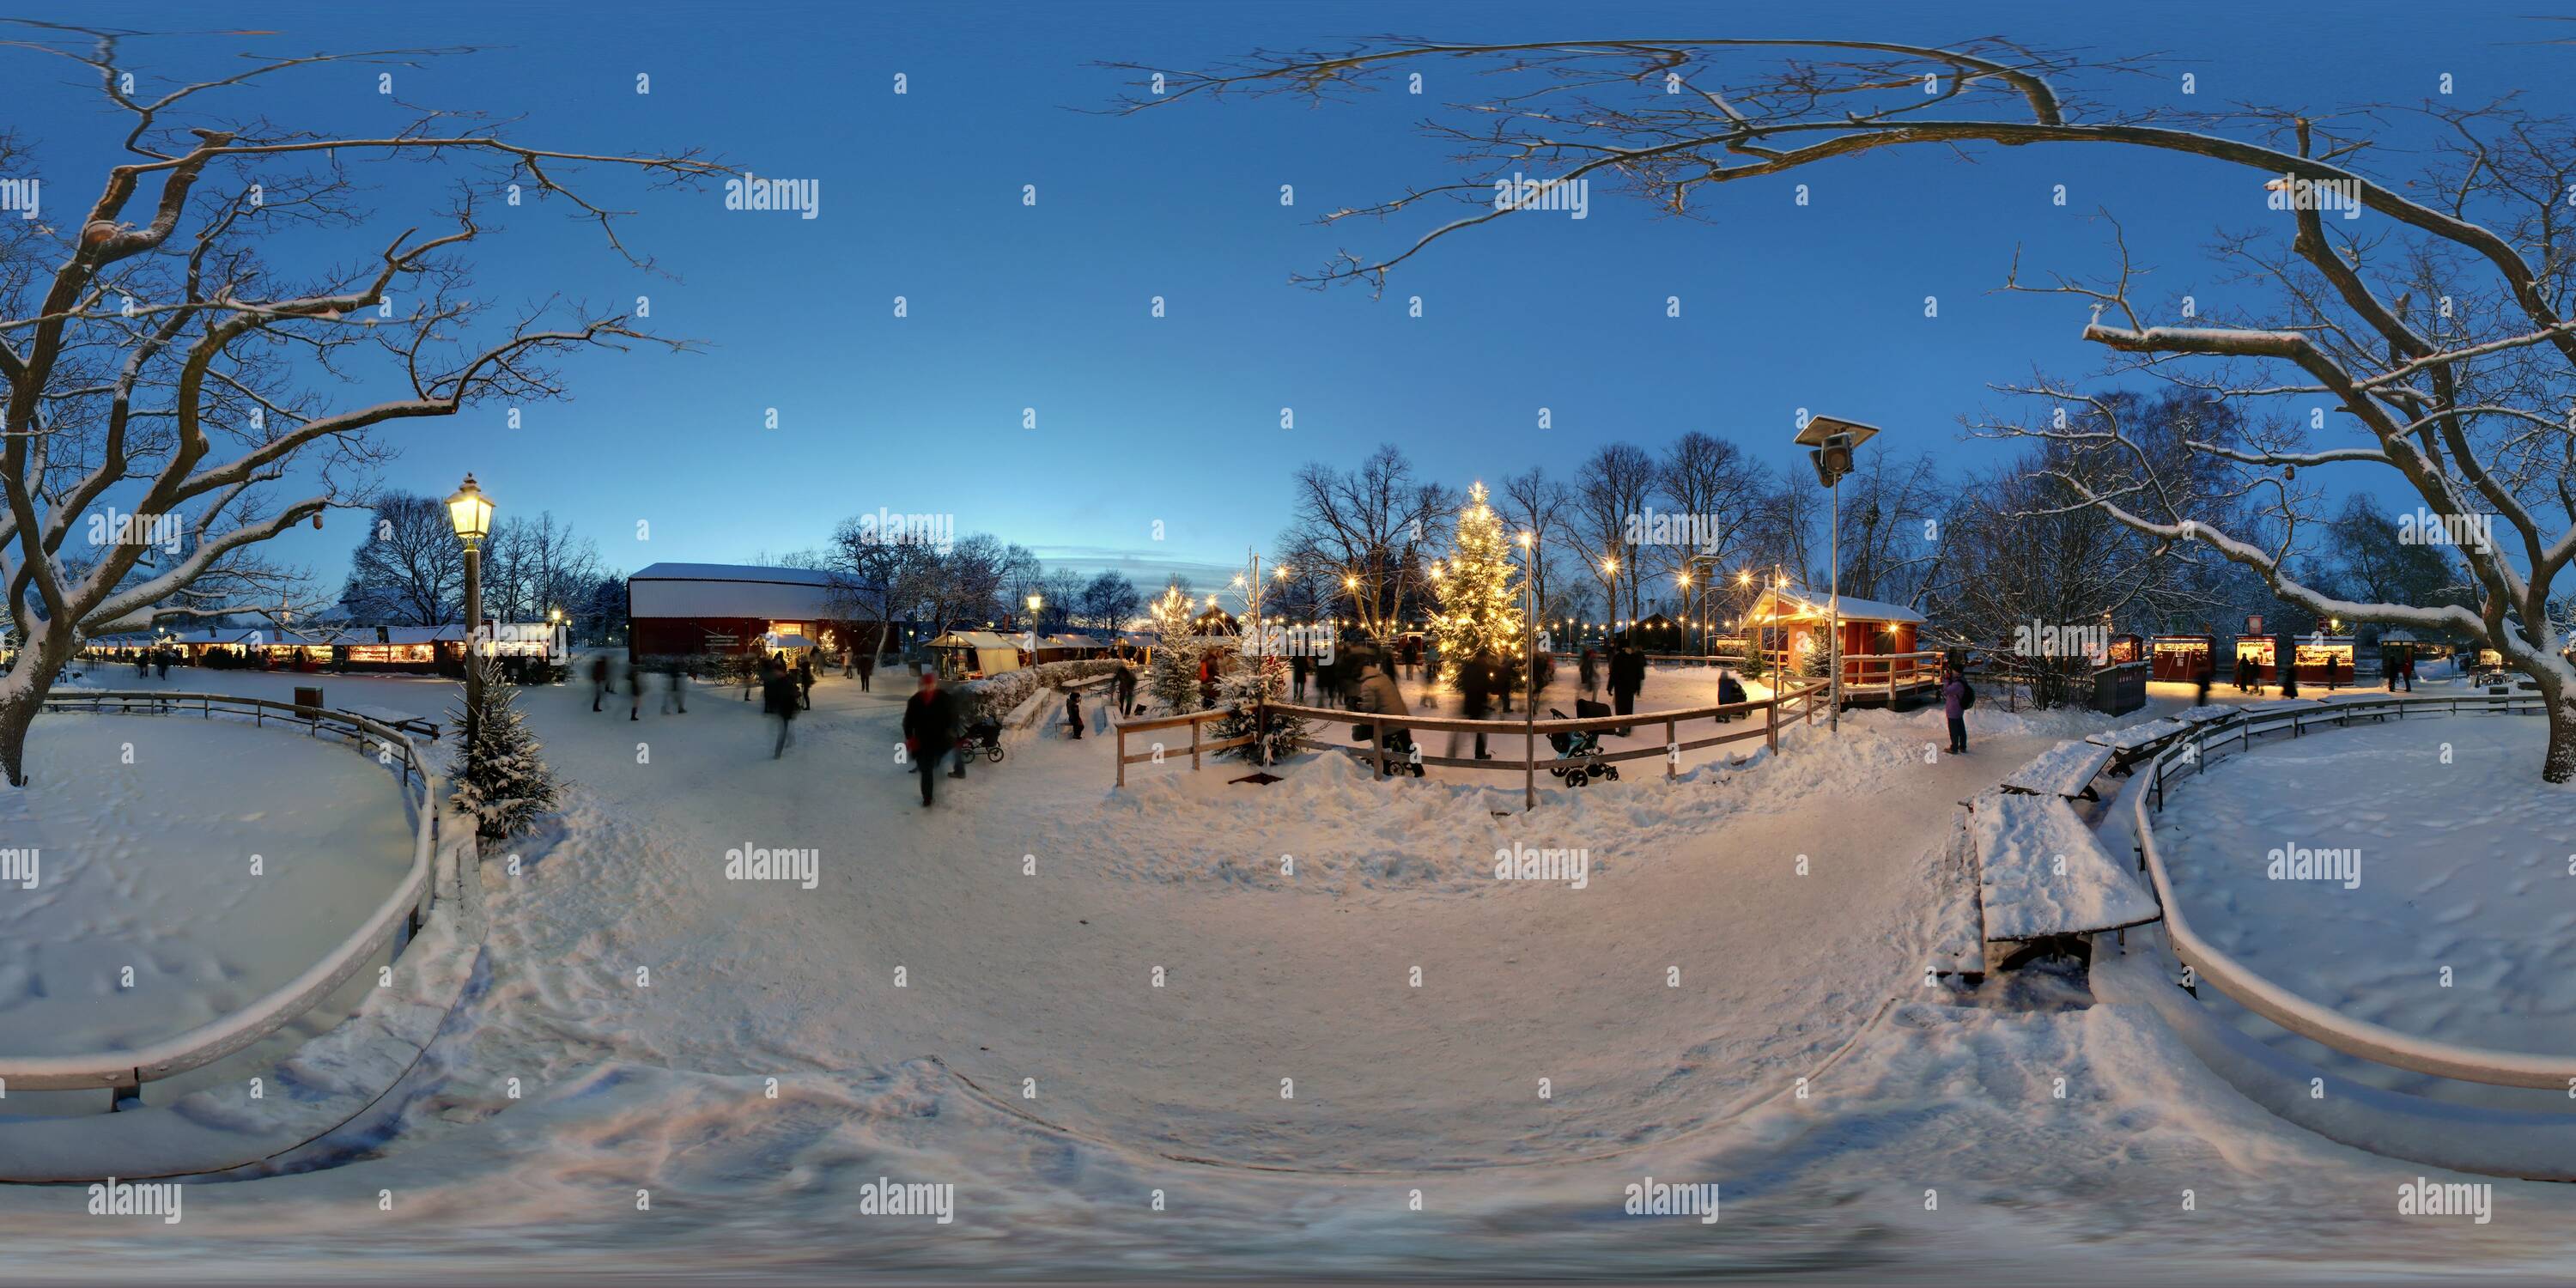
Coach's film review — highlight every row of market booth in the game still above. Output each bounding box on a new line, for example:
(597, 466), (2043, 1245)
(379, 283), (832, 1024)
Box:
(2137, 630), (2460, 684)
(79, 622), (569, 674)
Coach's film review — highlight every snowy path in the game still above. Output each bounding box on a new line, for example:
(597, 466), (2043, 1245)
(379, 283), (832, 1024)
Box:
(18, 663), (2576, 1279)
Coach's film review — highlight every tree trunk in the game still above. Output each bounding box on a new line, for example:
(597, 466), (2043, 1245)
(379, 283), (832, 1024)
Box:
(2545, 690), (2576, 786)
(0, 687), (41, 787)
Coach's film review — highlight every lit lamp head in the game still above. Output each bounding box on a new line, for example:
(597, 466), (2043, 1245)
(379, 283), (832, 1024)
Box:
(446, 473), (494, 549)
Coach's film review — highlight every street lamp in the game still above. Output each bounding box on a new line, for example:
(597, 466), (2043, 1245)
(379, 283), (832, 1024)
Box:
(1518, 531), (1537, 810)
(447, 472), (495, 745)
(1793, 415), (1883, 732)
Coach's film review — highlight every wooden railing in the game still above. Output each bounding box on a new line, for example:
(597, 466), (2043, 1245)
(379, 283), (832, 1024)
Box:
(2131, 690), (2569, 1087)
(1842, 649), (1941, 702)
(1112, 679), (1830, 787)
(0, 691), (446, 1109)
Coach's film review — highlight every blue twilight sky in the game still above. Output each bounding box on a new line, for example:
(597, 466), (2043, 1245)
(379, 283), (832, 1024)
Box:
(8, 1), (2568, 594)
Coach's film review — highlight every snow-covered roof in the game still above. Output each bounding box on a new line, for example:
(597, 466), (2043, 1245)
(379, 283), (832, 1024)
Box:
(629, 562), (843, 621)
(1748, 586), (1925, 624)
(930, 631), (1020, 649)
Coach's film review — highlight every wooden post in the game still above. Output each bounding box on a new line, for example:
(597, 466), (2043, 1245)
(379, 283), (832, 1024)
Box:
(1115, 723), (1127, 787)
(1190, 714), (1201, 771)
(1766, 690), (1779, 752)
(1664, 717), (1677, 780)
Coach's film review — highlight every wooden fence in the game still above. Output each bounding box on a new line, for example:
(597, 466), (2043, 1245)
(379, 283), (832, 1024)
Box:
(1113, 679), (1830, 787)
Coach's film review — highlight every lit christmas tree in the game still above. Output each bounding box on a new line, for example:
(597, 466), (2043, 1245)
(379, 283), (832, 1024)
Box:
(1429, 481), (1525, 686)
(1144, 582), (1206, 713)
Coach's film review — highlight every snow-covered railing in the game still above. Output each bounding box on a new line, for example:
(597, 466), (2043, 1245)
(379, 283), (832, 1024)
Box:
(0, 691), (443, 1107)
(2131, 690), (2573, 1088)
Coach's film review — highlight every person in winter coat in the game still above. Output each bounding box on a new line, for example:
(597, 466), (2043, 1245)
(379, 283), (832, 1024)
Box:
(2195, 657), (2214, 708)
(630, 659), (648, 720)
(796, 653), (817, 709)
(762, 661), (800, 757)
(1291, 653), (1309, 702)
(2402, 652), (2416, 692)
(1941, 664), (1970, 755)
(1064, 687), (1084, 739)
(1114, 661), (1138, 716)
(155, 647), (172, 679)
(591, 654), (612, 711)
(902, 672), (965, 805)
(1357, 657), (1413, 777)
(856, 649), (877, 692)
(1449, 649), (1496, 761)
(1579, 646), (1598, 696)
(662, 657), (689, 714)
(1607, 637), (1645, 734)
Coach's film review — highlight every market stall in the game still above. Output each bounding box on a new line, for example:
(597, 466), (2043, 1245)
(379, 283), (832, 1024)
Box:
(2291, 635), (2356, 686)
(2150, 634), (2215, 682)
(2232, 635), (2276, 686)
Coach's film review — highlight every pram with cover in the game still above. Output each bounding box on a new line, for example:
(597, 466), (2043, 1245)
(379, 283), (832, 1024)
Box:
(1546, 700), (1622, 787)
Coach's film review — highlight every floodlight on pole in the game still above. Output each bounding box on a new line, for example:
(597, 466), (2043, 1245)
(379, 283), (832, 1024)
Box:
(1792, 416), (1883, 734)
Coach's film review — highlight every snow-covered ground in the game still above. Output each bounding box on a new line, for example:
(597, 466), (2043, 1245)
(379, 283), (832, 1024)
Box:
(2151, 712), (2576, 1113)
(9, 659), (2576, 1281)
(0, 710), (414, 1115)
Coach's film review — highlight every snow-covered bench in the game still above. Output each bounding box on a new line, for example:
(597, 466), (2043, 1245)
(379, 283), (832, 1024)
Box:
(2082, 717), (2196, 775)
(1969, 790), (2161, 942)
(2171, 703), (2236, 725)
(342, 702), (440, 741)
(1998, 738), (2116, 802)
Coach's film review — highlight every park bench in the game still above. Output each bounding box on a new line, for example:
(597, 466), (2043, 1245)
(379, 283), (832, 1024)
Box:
(340, 703), (441, 741)
(1969, 789), (2162, 944)
(2082, 717), (2195, 776)
(1998, 738), (2116, 802)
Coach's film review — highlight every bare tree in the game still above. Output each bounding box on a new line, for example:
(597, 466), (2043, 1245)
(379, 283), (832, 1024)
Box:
(337, 493), (462, 625)
(0, 24), (721, 781)
(1284, 444), (1450, 639)
(1119, 34), (2576, 779)
(1573, 442), (1656, 623)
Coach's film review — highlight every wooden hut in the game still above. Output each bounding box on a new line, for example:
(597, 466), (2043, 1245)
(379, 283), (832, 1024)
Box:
(2149, 634), (2215, 682)
(1741, 585), (1930, 703)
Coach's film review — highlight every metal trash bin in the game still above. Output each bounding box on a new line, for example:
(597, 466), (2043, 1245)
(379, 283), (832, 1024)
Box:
(293, 684), (323, 716)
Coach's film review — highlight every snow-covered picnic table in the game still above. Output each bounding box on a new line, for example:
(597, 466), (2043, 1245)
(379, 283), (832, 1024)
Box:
(2081, 717), (2196, 775)
(1997, 738), (2115, 801)
(1969, 791), (2161, 941)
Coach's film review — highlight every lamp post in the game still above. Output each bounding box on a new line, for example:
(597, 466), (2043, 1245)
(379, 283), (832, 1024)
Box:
(1793, 416), (1882, 733)
(1519, 531), (1537, 811)
(447, 473), (494, 744)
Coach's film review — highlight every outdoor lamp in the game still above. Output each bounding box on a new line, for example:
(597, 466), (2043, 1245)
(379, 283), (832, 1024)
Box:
(445, 473), (493, 547)
(1029, 593), (1042, 613)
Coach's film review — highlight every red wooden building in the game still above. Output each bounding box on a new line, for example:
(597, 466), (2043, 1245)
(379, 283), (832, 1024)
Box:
(627, 562), (881, 664)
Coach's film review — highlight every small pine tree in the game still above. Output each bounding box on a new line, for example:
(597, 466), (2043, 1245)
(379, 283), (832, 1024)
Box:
(1210, 647), (1307, 762)
(448, 654), (560, 839)
(1144, 584), (1205, 713)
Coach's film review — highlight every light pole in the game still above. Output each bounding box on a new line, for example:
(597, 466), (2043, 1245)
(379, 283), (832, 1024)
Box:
(1794, 416), (1881, 733)
(1519, 531), (1537, 811)
(446, 473), (495, 744)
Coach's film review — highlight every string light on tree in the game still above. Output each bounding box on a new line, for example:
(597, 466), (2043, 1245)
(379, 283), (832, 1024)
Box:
(1429, 482), (1524, 684)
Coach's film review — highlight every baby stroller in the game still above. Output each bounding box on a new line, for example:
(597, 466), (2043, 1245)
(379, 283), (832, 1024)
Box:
(1353, 720), (1425, 777)
(1546, 701), (1622, 787)
(961, 718), (1006, 763)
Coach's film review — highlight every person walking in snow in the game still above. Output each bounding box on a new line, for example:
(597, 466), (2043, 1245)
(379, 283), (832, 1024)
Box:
(1114, 661), (1137, 716)
(591, 654), (611, 712)
(1941, 664), (1970, 755)
(1579, 645), (1598, 697)
(1357, 655), (1413, 777)
(856, 648), (876, 693)
(2195, 656), (2214, 708)
(903, 671), (964, 805)
(629, 659), (647, 721)
(796, 653), (816, 709)
(1607, 636), (1644, 735)
(2402, 652), (2416, 692)
(762, 658), (800, 756)
(1291, 652), (1309, 702)
(1064, 687), (1084, 739)
(662, 658), (689, 714)
(1449, 647), (1496, 761)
